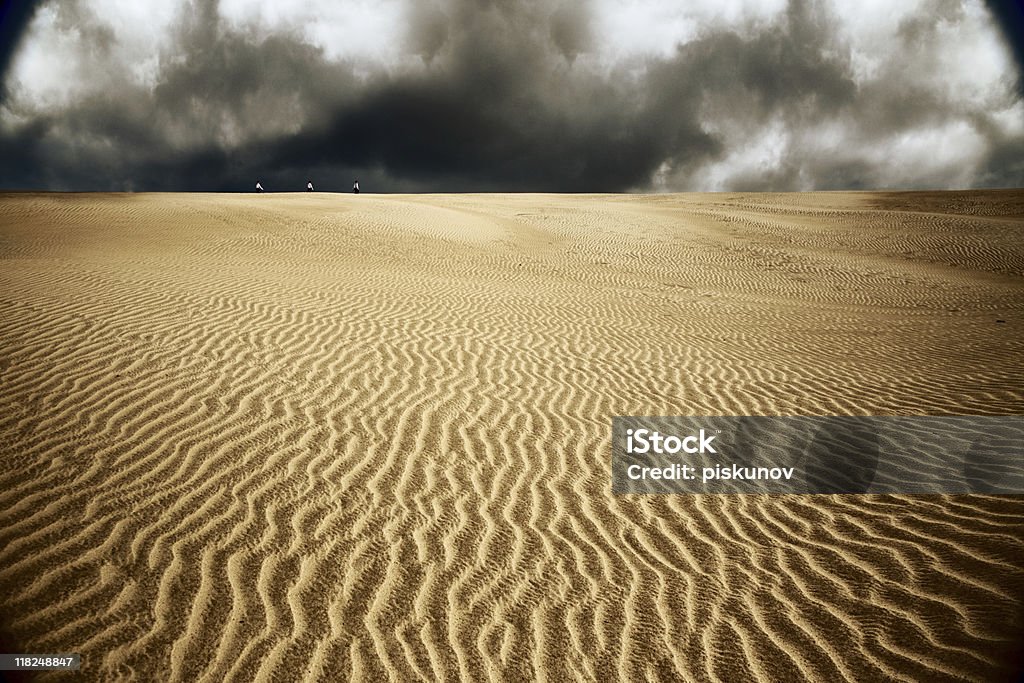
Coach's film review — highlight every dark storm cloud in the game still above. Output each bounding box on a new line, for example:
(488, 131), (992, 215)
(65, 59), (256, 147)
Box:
(985, 0), (1024, 93)
(0, 0), (1021, 191)
(261, 0), (715, 192)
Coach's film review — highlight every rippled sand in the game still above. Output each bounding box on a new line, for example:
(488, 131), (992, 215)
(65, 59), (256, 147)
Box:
(1, 190), (1022, 681)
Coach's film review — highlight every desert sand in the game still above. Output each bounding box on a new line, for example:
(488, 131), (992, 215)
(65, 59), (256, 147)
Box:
(0, 190), (1022, 681)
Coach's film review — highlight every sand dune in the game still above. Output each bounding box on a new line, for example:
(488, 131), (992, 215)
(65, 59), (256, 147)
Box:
(0, 190), (1022, 681)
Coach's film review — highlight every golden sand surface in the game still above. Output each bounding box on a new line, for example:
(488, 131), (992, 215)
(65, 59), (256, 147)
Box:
(0, 190), (1022, 681)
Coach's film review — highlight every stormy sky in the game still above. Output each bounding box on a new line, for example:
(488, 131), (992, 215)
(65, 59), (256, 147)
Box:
(0, 0), (1022, 192)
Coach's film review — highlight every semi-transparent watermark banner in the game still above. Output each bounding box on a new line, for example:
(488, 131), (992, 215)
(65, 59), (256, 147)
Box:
(612, 416), (1024, 494)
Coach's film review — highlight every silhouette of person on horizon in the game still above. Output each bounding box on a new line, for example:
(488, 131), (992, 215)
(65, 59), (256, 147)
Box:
(256, 181), (264, 193)
(307, 180), (314, 192)
(353, 180), (360, 194)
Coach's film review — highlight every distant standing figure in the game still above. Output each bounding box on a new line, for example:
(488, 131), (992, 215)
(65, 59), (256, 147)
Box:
(307, 180), (314, 192)
(353, 180), (360, 194)
(256, 181), (264, 193)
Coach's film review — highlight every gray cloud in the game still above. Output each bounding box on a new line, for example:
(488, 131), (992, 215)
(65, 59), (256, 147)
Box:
(0, 0), (1021, 192)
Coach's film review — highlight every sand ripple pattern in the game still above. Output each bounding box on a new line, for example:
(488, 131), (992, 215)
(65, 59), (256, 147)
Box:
(1, 190), (1023, 681)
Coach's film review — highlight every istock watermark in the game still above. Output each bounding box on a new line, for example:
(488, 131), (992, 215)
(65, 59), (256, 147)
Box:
(612, 416), (1024, 494)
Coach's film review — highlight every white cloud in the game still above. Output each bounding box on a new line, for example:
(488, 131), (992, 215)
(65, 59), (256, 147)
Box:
(216, 0), (408, 64)
(590, 0), (789, 62)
